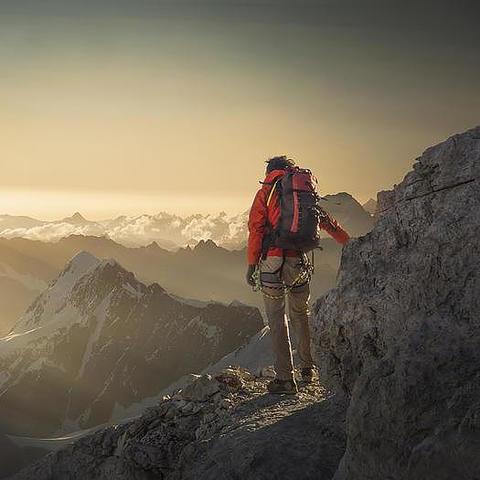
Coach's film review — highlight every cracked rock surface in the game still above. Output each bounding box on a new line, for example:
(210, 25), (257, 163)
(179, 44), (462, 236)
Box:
(311, 126), (480, 479)
(11, 368), (346, 480)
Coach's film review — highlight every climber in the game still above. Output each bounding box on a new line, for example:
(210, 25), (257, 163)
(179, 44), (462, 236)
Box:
(246, 156), (350, 394)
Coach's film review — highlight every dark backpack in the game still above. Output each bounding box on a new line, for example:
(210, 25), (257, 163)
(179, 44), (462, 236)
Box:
(267, 167), (323, 252)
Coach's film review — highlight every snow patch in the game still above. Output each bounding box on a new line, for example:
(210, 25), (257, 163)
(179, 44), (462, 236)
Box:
(77, 293), (113, 377)
(123, 282), (141, 298)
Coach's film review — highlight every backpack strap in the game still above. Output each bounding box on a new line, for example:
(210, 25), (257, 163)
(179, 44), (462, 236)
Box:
(260, 178), (282, 260)
(266, 178), (281, 207)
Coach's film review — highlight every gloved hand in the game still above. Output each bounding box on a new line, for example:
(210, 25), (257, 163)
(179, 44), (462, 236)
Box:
(246, 264), (257, 287)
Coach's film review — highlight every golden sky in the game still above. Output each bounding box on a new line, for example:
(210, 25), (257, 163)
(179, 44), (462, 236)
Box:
(1, 1), (479, 219)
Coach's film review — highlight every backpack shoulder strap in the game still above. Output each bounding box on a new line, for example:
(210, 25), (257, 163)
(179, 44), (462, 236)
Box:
(266, 178), (281, 207)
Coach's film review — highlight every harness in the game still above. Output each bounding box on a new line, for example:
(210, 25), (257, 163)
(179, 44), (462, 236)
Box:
(252, 252), (315, 300)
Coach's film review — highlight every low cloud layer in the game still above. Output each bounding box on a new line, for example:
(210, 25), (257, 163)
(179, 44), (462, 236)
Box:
(0, 212), (249, 250)
(0, 193), (373, 249)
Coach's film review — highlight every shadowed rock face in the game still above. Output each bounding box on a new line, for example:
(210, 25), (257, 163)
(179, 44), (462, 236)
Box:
(0, 254), (263, 437)
(311, 127), (480, 479)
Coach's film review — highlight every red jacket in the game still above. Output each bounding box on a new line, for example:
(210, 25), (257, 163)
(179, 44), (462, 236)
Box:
(247, 169), (350, 265)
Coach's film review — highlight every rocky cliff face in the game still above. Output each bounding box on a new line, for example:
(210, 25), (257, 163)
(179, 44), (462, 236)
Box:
(0, 253), (263, 437)
(311, 126), (480, 479)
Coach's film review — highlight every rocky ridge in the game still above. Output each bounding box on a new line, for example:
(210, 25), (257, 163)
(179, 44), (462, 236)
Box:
(11, 368), (346, 480)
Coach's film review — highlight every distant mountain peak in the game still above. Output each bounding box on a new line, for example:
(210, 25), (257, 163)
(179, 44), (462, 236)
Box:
(363, 198), (378, 215)
(61, 251), (101, 282)
(61, 212), (89, 224)
(10, 251), (101, 334)
(194, 239), (219, 251)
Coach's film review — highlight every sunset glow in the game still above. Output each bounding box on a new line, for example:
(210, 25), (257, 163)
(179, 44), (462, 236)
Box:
(1, 1), (478, 218)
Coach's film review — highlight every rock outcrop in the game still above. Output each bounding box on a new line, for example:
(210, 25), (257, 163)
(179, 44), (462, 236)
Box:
(311, 126), (480, 479)
(10, 368), (346, 480)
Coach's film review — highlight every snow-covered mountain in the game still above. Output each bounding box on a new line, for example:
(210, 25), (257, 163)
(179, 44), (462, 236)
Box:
(0, 211), (249, 250)
(0, 212), (105, 246)
(0, 252), (263, 437)
(100, 210), (249, 249)
(0, 192), (372, 249)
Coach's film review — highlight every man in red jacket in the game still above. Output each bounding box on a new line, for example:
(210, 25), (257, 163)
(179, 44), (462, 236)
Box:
(246, 156), (350, 394)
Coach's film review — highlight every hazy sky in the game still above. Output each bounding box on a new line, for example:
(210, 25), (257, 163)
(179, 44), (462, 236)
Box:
(1, 0), (479, 219)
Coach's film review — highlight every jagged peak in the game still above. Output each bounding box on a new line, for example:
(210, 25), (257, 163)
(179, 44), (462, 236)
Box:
(194, 239), (219, 251)
(62, 251), (101, 278)
(61, 212), (88, 223)
(56, 253), (132, 293)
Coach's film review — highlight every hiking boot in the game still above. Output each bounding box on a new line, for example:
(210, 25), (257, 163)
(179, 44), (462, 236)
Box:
(267, 378), (298, 395)
(300, 368), (314, 384)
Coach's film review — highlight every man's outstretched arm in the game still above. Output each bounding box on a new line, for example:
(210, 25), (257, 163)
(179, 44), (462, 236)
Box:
(318, 208), (350, 245)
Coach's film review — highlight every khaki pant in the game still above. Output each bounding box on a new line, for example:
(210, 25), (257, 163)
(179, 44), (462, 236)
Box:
(260, 255), (314, 381)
